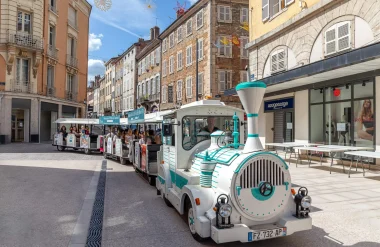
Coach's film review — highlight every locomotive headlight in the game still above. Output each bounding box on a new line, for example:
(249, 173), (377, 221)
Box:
(219, 204), (232, 218)
(301, 195), (312, 208)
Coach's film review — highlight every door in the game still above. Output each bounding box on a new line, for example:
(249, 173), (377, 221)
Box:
(273, 111), (284, 143)
(284, 111), (293, 142)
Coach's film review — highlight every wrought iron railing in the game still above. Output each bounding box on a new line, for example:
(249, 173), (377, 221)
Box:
(7, 30), (43, 50)
(10, 79), (33, 94)
(47, 45), (58, 59)
(65, 90), (77, 101)
(66, 54), (78, 68)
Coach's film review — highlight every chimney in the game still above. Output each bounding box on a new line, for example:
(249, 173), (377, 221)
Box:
(176, 9), (185, 18)
(138, 38), (144, 43)
(236, 81), (266, 153)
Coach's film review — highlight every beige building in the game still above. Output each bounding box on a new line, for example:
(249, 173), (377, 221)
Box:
(0, 0), (91, 143)
(159, 0), (249, 111)
(104, 57), (116, 116)
(114, 56), (123, 115)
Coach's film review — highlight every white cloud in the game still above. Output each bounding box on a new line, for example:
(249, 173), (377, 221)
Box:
(89, 33), (104, 51)
(88, 59), (105, 82)
(90, 0), (156, 38)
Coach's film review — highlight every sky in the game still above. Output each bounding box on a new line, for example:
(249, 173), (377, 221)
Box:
(87, 0), (198, 83)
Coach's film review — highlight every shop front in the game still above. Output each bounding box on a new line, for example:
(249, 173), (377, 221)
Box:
(264, 97), (294, 144)
(310, 78), (375, 150)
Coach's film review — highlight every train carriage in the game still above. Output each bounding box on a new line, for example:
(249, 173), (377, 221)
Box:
(52, 118), (104, 155)
(156, 81), (312, 244)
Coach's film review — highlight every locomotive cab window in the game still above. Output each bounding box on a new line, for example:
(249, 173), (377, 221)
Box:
(182, 116), (236, 150)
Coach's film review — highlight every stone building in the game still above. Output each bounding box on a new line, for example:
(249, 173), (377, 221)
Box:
(0, 0), (91, 143)
(104, 57), (117, 116)
(225, 0), (380, 164)
(159, 0), (249, 111)
(136, 27), (161, 113)
(114, 56), (123, 115)
(122, 39), (149, 116)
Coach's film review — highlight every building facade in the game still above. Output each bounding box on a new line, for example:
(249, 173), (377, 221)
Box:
(0, 0), (91, 143)
(98, 75), (105, 116)
(104, 58), (116, 116)
(114, 56), (123, 115)
(159, 0), (249, 111)
(225, 0), (380, 163)
(122, 39), (149, 116)
(136, 27), (161, 113)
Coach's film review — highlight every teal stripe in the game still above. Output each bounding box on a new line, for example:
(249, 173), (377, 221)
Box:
(248, 134), (259, 137)
(247, 113), (259, 117)
(201, 171), (213, 175)
(212, 180), (218, 184)
(236, 81), (267, 90)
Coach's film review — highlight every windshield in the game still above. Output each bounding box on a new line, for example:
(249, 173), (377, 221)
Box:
(182, 116), (235, 150)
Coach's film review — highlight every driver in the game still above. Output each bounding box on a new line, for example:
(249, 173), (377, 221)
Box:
(202, 117), (219, 133)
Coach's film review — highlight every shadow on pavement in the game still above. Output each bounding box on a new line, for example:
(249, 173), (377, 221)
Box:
(0, 164), (95, 247)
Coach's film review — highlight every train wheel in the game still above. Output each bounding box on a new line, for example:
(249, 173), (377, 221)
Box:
(57, 146), (65, 151)
(84, 148), (91, 155)
(186, 201), (208, 242)
(103, 152), (107, 159)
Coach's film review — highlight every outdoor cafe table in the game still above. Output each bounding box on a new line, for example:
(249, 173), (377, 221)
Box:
(265, 142), (321, 162)
(344, 151), (380, 178)
(294, 145), (373, 174)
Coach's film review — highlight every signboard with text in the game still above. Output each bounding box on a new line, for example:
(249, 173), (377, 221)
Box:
(100, 116), (120, 125)
(264, 98), (294, 112)
(128, 108), (145, 124)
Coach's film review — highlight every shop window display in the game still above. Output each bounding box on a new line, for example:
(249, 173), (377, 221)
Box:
(309, 79), (375, 159)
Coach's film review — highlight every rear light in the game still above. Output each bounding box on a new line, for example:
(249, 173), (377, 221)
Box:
(291, 188), (296, 195)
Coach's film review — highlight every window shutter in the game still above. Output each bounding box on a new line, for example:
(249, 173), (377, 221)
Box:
(218, 6), (223, 21)
(325, 25), (336, 56)
(262, 0), (269, 21)
(227, 71), (232, 89)
(219, 71), (226, 91)
(271, 53), (278, 73)
(198, 73), (203, 94)
(337, 22), (350, 52)
(226, 6), (231, 22)
(168, 85), (173, 103)
(156, 77), (160, 93)
(277, 50), (286, 71)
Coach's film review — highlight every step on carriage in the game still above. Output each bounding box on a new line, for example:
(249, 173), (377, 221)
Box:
(52, 118), (104, 155)
(155, 81), (313, 244)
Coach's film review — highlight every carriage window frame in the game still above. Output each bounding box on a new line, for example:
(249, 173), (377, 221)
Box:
(181, 115), (239, 150)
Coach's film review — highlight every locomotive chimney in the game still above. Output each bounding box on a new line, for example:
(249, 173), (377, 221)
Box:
(236, 81), (266, 153)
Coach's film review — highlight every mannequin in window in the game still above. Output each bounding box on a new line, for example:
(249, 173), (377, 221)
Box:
(357, 99), (374, 141)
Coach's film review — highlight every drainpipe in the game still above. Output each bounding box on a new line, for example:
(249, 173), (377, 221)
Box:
(209, 0), (213, 98)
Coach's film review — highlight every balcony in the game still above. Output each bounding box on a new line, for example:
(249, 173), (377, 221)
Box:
(9, 79), (33, 94)
(49, 4), (58, 15)
(46, 86), (56, 97)
(47, 45), (58, 60)
(7, 31), (43, 50)
(65, 90), (77, 101)
(66, 54), (78, 68)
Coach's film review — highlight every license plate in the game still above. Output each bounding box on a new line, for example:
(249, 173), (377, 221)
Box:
(248, 227), (286, 241)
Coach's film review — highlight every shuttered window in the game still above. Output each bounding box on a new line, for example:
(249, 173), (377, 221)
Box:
(241, 8), (248, 23)
(177, 26), (183, 43)
(196, 9), (204, 29)
(186, 45), (192, 66)
(197, 39), (204, 59)
(197, 73), (203, 94)
(218, 5), (232, 22)
(186, 76), (192, 98)
(186, 19), (192, 36)
(271, 49), (286, 74)
(177, 80), (183, 101)
(324, 21), (351, 56)
(168, 85), (174, 103)
(177, 51), (183, 70)
(218, 71), (232, 92)
(217, 36), (232, 57)
(169, 33), (175, 48)
(169, 56), (174, 74)
(262, 0), (269, 21)
(162, 60), (167, 76)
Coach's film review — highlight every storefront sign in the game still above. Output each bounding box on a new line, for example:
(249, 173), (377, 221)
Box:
(128, 108), (145, 124)
(264, 98), (294, 112)
(100, 116), (120, 125)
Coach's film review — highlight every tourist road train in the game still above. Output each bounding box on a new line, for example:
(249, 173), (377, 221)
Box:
(52, 81), (312, 243)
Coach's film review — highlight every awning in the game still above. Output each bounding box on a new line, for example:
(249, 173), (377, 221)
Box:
(54, 118), (99, 125)
(224, 42), (380, 96)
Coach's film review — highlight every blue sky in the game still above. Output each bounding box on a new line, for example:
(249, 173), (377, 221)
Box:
(87, 0), (198, 82)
